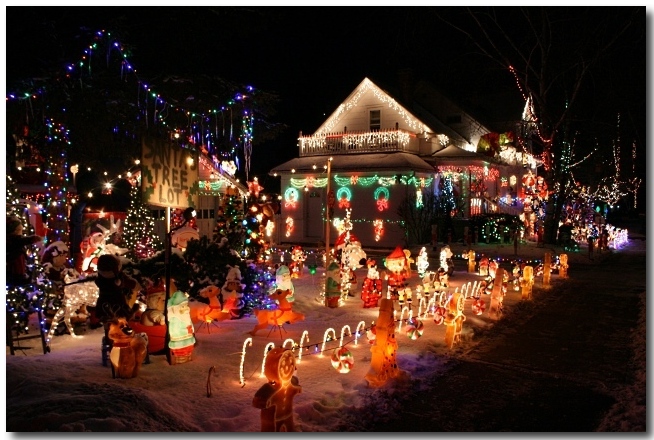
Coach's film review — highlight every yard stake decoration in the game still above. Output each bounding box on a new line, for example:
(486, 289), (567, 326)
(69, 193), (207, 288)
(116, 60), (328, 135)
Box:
(543, 252), (552, 286)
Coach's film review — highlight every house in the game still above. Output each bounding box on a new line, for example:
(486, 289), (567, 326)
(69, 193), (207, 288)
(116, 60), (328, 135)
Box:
(270, 77), (537, 249)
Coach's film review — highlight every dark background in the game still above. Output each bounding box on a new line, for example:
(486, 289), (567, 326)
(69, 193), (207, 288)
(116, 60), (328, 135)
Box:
(5, 6), (648, 209)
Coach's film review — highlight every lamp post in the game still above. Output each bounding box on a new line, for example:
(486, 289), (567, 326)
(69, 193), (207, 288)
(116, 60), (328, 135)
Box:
(164, 206), (196, 365)
(324, 157), (333, 268)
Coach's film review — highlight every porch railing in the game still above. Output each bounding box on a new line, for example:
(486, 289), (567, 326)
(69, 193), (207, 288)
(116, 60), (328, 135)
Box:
(299, 129), (419, 157)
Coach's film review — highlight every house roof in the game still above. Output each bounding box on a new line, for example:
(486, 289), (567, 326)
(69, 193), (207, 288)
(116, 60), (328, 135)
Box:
(269, 152), (436, 175)
(433, 145), (496, 164)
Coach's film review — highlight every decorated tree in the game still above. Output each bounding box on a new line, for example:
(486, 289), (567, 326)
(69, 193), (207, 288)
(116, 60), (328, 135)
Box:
(6, 176), (59, 335)
(121, 183), (164, 261)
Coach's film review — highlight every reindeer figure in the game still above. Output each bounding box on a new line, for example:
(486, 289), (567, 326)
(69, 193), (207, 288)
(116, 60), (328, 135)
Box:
(194, 285), (227, 323)
(47, 275), (100, 342)
(249, 289), (305, 336)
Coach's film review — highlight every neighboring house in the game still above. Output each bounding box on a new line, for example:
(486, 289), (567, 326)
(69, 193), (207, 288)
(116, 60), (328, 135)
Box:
(270, 77), (536, 249)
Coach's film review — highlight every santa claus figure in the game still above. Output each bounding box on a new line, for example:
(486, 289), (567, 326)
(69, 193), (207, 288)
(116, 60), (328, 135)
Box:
(384, 246), (408, 300)
(361, 259), (383, 308)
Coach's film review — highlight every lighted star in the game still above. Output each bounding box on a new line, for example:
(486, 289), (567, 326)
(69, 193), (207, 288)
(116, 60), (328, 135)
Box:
(248, 178), (264, 197)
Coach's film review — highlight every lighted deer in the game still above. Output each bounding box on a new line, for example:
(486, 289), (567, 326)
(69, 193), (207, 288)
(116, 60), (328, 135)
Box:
(193, 285), (228, 323)
(249, 289), (305, 336)
(47, 275), (100, 341)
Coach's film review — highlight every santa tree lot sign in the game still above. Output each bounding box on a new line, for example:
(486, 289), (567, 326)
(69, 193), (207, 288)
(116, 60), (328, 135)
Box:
(141, 137), (200, 209)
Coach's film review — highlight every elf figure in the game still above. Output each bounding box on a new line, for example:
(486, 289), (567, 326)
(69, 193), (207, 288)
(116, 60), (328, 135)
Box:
(253, 347), (302, 432)
(361, 259), (383, 308)
(167, 282), (196, 364)
(365, 298), (402, 388)
(479, 256), (489, 277)
(324, 261), (342, 308)
(273, 265), (295, 303)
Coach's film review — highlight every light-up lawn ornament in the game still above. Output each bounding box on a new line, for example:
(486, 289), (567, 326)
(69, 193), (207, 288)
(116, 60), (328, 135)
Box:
(365, 298), (401, 387)
(543, 252), (552, 286)
(444, 292), (466, 349)
(559, 253), (569, 278)
(488, 268), (506, 320)
(520, 266), (534, 300)
(331, 346), (354, 373)
(252, 348), (302, 432)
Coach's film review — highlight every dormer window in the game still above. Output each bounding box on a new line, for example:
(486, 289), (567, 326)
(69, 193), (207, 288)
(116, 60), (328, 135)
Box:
(369, 109), (381, 131)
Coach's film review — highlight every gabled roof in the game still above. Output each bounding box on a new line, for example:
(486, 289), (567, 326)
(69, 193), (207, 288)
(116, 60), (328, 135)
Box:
(314, 77), (433, 135)
(270, 152), (435, 175)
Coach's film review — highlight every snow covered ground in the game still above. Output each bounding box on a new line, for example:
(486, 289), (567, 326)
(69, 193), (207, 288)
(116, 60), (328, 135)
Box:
(5, 239), (640, 432)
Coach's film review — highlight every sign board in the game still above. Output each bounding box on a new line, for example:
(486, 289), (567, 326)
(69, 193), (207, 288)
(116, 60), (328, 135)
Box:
(141, 137), (199, 209)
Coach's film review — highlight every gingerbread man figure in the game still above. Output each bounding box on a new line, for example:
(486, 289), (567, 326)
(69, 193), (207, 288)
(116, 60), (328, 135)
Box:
(253, 347), (302, 432)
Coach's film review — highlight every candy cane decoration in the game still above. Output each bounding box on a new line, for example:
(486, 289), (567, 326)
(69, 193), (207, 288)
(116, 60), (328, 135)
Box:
(239, 337), (253, 386)
(417, 297), (427, 320)
(355, 321), (366, 345)
(321, 328), (336, 356)
(260, 342), (276, 378)
(427, 296), (437, 316)
(398, 306), (409, 331)
(298, 330), (309, 363)
(207, 365), (216, 397)
(340, 325), (351, 347)
(283, 338), (296, 350)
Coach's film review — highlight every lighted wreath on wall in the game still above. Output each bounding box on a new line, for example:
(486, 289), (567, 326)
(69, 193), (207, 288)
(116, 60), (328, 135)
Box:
(284, 188), (299, 209)
(373, 187), (390, 212)
(337, 187), (352, 209)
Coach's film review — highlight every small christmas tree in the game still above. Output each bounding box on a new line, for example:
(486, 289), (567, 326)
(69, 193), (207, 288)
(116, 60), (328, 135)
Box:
(121, 183), (164, 261)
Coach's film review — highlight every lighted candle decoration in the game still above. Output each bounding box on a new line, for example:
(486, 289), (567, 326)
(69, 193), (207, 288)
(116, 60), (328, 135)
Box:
(355, 321), (366, 345)
(298, 330), (309, 363)
(521, 266), (534, 300)
(283, 339), (296, 350)
(559, 253), (569, 279)
(260, 342), (276, 378)
(543, 252), (552, 286)
(240, 337), (253, 386)
(321, 328), (336, 356)
(339, 325), (351, 348)
(489, 268), (506, 320)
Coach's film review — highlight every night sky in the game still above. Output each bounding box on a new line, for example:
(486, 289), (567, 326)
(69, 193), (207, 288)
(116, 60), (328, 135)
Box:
(5, 5), (648, 203)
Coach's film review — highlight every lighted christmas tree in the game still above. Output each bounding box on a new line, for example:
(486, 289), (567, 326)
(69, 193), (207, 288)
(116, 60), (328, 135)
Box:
(41, 119), (72, 244)
(121, 182), (164, 261)
(6, 175), (58, 336)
